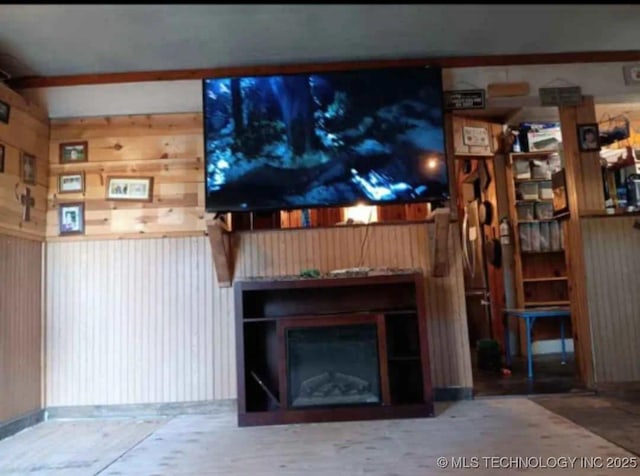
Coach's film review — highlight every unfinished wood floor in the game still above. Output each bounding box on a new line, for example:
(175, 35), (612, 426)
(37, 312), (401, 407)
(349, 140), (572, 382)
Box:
(0, 398), (637, 475)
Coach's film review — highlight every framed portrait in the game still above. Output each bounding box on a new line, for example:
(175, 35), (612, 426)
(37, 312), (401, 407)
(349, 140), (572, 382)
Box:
(0, 100), (10, 124)
(577, 123), (601, 152)
(59, 141), (88, 164)
(106, 176), (154, 202)
(0, 143), (4, 173)
(21, 152), (36, 185)
(58, 172), (85, 194)
(58, 202), (85, 236)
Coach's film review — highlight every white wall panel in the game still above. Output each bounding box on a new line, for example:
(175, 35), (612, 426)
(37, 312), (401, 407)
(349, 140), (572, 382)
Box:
(46, 223), (470, 406)
(582, 217), (640, 383)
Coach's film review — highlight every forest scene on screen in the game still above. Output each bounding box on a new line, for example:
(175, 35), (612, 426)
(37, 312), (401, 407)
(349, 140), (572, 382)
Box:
(204, 68), (448, 212)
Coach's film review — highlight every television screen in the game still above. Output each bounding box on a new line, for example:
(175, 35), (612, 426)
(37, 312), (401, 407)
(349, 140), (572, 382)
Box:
(203, 66), (448, 213)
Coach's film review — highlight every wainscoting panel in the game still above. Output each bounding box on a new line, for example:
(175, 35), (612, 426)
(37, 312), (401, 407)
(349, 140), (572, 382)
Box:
(582, 217), (640, 383)
(46, 223), (470, 406)
(0, 235), (42, 423)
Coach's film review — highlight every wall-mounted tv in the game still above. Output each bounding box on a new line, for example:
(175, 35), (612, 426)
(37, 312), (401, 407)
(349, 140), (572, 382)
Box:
(203, 66), (448, 213)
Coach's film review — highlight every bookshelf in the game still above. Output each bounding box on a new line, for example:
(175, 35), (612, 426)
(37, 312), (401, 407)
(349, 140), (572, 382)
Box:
(505, 151), (570, 320)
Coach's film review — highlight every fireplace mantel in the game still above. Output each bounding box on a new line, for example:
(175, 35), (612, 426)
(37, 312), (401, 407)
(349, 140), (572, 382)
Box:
(234, 271), (433, 426)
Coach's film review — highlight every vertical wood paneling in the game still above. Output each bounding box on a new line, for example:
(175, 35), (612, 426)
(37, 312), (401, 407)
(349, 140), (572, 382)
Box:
(46, 222), (470, 406)
(0, 235), (42, 422)
(582, 217), (640, 383)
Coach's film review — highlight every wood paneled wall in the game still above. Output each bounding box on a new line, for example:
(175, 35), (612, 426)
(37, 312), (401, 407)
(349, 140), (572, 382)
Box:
(582, 217), (640, 383)
(45, 223), (470, 406)
(0, 85), (50, 240)
(48, 114), (205, 240)
(0, 235), (42, 423)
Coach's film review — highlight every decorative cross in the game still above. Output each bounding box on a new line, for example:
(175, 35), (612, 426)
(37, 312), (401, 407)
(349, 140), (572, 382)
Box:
(20, 187), (35, 222)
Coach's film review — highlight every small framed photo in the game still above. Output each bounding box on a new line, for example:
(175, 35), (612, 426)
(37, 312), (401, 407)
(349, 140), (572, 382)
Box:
(21, 152), (37, 185)
(59, 141), (88, 164)
(0, 144), (5, 173)
(58, 202), (85, 236)
(106, 176), (154, 202)
(0, 100), (10, 124)
(58, 172), (85, 194)
(577, 123), (601, 152)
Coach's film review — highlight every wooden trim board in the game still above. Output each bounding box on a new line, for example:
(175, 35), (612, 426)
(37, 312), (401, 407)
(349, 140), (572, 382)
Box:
(8, 50), (640, 89)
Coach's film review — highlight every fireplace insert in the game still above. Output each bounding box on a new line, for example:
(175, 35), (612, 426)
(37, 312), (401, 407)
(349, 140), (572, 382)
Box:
(286, 324), (381, 408)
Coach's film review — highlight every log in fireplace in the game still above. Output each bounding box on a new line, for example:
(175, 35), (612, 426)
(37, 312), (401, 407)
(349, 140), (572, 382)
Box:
(234, 271), (433, 426)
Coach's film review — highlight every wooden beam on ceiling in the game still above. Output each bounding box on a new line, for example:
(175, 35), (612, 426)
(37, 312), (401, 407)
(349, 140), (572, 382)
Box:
(6, 50), (640, 90)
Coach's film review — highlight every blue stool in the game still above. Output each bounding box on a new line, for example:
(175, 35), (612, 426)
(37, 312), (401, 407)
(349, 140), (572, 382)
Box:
(503, 307), (571, 380)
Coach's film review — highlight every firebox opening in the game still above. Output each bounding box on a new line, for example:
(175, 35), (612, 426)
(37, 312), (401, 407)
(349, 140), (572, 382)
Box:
(286, 324), (381, 408)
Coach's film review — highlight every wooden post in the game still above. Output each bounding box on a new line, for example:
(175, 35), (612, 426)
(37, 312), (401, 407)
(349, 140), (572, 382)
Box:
(558, 95), (603, 387)
(432, 209), (451, 277)
(206, 219), (234, 287)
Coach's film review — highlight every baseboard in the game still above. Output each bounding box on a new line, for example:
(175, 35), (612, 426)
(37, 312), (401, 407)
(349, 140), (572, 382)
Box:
(434, 387), (473, 401)
(46, 399), (237, 419)
(0, 408), (45, 441)
(594, 381), (640, 399)
(45, 392), (470, 419)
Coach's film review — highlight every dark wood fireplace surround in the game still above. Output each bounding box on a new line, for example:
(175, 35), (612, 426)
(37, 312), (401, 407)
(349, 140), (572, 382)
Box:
(234, 271), (433, 426)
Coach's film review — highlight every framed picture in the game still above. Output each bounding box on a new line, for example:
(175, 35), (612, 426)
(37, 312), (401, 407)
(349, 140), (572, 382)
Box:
(58, 172), (85, 194)
(58, 202), (85, 236)
(462, 125), (490, 147)
(0, 100), (10, 124)
(106, 176), (154, 202)
(21, 152), (36, 185)
(577, 123), (601, 152)
(552, 169), (569, 216)
(0, 144), (4, 173)
(59, 141), (88, 163)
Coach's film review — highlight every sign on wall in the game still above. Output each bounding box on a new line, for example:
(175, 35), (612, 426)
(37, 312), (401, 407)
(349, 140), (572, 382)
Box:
(539, 86), (583, 107)
(443, 89), (486, 111)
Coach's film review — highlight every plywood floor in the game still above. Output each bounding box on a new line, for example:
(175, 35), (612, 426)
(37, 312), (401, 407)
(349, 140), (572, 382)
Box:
(0, 398), (637, 475)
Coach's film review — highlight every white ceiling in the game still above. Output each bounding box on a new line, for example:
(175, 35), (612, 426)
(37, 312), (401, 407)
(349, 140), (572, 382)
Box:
(1, 5), (640, 78)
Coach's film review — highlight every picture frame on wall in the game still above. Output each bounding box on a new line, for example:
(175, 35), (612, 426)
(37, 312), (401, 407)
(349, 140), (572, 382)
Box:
(58, 172), (85, 194)
(21, 152), (36, 185)
(0, 143), (5, 173)
(577, 123), (601, 152)
(0, 100), (10, 124)
(106, 176), (154, 202)
(59, 141), (89, 164)
(58, 202), (85, 236)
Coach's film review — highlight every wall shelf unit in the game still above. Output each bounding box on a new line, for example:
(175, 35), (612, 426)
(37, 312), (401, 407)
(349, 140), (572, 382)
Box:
(506, 151), (571, 341)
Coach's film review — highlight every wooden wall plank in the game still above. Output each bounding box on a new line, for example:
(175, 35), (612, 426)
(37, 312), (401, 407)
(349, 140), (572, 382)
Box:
(0, 84), (50, 240)
(48, 114), (206, 239)
(0, 234), (42, 423)
(558, 96), (600, 387)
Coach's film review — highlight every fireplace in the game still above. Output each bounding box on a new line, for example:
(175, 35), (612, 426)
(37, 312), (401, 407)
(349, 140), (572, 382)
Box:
(286, 324), (381, 408)
(234, 273), (434, 426)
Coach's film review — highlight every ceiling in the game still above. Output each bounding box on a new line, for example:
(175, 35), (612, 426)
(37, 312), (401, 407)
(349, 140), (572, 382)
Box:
(1, 5), (640, 79)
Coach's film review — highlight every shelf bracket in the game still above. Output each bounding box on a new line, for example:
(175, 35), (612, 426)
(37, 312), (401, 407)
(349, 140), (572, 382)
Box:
(206, 219), (235, 287)
(432, 209), (451, 278)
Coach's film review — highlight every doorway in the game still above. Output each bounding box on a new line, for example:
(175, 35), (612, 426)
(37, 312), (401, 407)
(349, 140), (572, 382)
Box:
(451, 110), (583, 396)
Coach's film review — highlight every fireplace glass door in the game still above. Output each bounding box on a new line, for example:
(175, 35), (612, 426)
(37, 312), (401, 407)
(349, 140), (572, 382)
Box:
(286, 323), (381, 408)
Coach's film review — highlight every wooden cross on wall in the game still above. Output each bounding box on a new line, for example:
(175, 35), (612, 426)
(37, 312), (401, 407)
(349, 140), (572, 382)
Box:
(20, 187), (35, 222)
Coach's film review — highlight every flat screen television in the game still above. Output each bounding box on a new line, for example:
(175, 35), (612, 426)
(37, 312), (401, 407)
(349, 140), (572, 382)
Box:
(203, 66), (448, 213)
